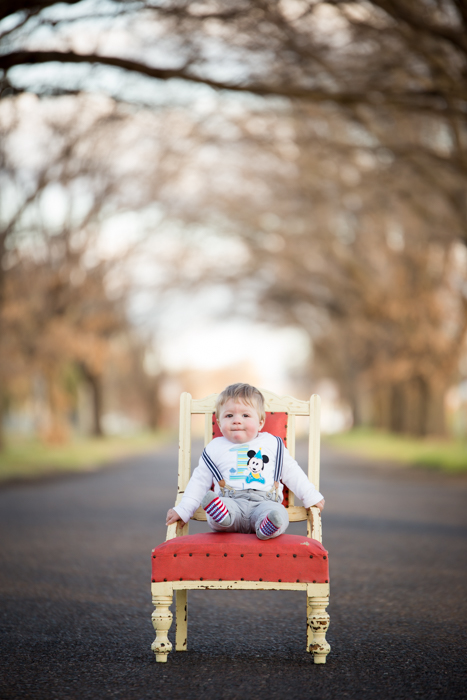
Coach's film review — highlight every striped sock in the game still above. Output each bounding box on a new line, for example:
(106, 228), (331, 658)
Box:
(258, 511), (282, 539)
(202, 491), (231, 524)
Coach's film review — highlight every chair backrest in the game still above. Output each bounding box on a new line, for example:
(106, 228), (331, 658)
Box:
(175, 389), (321, 529)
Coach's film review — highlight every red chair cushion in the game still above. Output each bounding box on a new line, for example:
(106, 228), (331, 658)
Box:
(152, 533), (329, 584)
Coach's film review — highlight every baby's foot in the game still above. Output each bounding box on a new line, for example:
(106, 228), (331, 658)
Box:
(257, 510), (283, 539)
(202, 491), (232, 525)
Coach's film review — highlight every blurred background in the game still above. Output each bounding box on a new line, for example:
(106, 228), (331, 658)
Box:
(0, 0), (466, 475)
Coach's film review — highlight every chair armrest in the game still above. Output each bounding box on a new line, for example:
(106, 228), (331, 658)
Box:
(168, 506), (322, 541)
(166, 503), (190, 541)
(166, 523), (178, 541)
(192, 506), (207, 521)
(307, 506), (322, 542)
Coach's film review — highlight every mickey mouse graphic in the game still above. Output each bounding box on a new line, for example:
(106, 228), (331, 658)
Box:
(245, 448), (269, 485)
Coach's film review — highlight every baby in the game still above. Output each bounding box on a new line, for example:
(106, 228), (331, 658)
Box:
(166, 383), (325, 540)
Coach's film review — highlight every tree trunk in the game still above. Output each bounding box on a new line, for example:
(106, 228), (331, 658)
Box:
(349, 393), (362, 428)
(145, 379), (161, 431)
(371, 385), (392, 431)
(390, 383), (405, 433)
(88, 372), (103, 437)
(389, 377), (446, 437)
(0, 232), (7, 451)
(405, 376), (429, 437)
(425, 383), (447, 437)
(43, 372), (70, 444)
(0, 383), (5, 451)
(80, 365), (104, 437)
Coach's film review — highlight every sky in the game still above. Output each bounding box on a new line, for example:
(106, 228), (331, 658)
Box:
(159, 320), (310, 390)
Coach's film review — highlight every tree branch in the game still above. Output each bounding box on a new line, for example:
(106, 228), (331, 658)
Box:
(0, 0), (84, 22)
(368, 0), (467, 54)
(1, 49), (465, 115)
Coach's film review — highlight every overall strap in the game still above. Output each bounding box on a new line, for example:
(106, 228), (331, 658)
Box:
(273, 435), (284, 484)
(202, 448), (224, 483)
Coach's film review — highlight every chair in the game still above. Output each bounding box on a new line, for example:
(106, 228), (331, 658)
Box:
(151, 389), (330, 664)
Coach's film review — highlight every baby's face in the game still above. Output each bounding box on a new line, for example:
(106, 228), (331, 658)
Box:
(217, 399), (264, 444)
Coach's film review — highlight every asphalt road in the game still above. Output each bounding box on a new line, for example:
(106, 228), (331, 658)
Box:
(0, 440), (466, 700)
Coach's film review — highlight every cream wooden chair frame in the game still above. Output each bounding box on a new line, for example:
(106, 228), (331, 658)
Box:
(151, 389), (330, 663)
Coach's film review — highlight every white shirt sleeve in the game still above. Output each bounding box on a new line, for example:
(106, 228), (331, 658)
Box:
(173, 454), (214, 523)
(281, 448), (323, 508)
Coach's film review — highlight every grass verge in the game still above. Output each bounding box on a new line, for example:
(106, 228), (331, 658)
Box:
(0, 431), (171, 483)
(324, 427), (467, 473)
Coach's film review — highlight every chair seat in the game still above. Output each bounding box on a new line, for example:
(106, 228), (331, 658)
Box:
(152, 533), (329, 584)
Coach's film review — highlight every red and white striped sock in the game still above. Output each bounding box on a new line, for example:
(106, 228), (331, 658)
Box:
(259, 512), (281, 538)
(202, 492), (230, 524)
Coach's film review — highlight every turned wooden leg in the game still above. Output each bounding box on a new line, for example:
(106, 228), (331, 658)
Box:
(151, 594), (173, 662)
(306, 595), (313, 652)
(175, 589), (188, 651)
(307, 595), (331, 664)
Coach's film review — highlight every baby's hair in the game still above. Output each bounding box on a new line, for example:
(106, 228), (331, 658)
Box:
(216, 383), (265, 422)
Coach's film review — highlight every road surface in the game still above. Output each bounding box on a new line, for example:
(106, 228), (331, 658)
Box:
(0, 441), (466, 699)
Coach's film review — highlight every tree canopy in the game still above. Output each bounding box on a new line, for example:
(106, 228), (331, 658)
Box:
(1, 0), (466, 438)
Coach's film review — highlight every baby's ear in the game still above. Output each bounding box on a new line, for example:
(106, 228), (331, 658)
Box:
(247, 450), (256, 458)
(262, 455), (269, 463)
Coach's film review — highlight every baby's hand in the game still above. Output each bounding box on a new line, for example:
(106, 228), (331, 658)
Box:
(310, 498), (325, 513)
(166, 508), (186, 527)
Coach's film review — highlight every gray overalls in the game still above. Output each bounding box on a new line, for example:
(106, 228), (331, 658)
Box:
(206, 487), (289, 540)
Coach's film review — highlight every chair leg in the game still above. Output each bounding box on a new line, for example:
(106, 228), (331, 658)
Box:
(175, 589), (188, 651)
(151, 594), (173, 662)
(306, 595), (313, 652)
(307, 595), (331, 664)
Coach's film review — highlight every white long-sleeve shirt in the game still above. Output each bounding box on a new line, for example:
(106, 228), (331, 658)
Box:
(173, 432), (323, 523)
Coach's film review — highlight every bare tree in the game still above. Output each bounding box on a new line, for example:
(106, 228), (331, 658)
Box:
(148, 100), (467, 435)
(1, 1), (466, 435)
(0, 94), (170, 444)
(1, 1), (465, 116)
